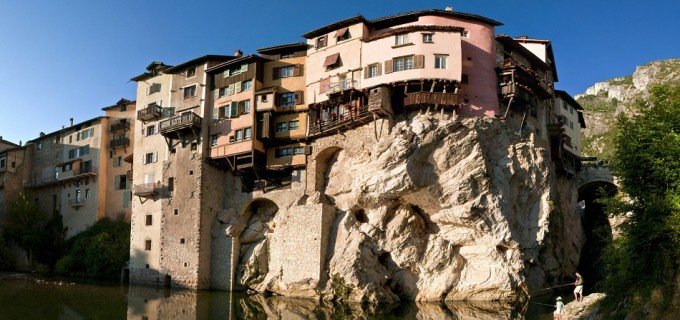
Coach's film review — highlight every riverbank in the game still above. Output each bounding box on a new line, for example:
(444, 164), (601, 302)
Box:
(561, 293), (605, 320)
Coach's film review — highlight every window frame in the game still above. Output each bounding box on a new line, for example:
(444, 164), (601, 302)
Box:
(183, 85), (197, 99)
(186, 67), (196, 78)
(395, 34), (410, 46)
(422, 33), (434, 43)
(393, 55), (414, 72)
(434, 54), (448, 69)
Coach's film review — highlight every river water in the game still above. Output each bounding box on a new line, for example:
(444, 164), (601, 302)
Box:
(0, 275), (560, 319)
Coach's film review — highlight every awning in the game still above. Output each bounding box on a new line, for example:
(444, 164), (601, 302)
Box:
(124, 154), (134, 163)
(323, 53), (340, 67)
(335, 27), (348, 38)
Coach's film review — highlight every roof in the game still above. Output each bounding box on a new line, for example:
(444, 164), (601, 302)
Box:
(555, 90), (584, 110)
(163, 55), (235, 73)
(369, 9), (503, 29)
(257, 42), (309, 55)
(496, 35), (554, 75)
(26, 116), (106, 144)
(303, 15), (368, 39)
(0, 139), (20, 148)
(130, 61), (172, 82)
(206, 54), (264, 73)
(513, 37), (558, 82)
(102, 98), (135, 111)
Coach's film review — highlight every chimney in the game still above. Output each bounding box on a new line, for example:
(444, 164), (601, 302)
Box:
(445, 6), (453, 11)
(40, 132), (45, 137)
(234, 50), (243, 57)
(19, 140), (22, 146)
(70, 117), (74, 127)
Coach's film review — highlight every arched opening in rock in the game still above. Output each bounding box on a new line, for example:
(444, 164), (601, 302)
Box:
(314, 147), (345, 204)
(354, 209), (368, 224)
(235, 198), (279, 290)
(577, 181), (618, 291)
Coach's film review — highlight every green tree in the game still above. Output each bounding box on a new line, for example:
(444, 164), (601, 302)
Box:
(601, 84), (680, 318)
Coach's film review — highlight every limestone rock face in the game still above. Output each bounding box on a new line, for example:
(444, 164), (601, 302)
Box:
(561, 293), (606, 320)
(311, 114), (582, 303)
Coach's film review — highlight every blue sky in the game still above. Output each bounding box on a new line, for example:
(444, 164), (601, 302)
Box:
(1, 0), (678, 143)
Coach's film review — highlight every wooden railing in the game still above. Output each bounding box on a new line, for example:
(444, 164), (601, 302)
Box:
(110, 137), (130, 148)
(110, 122), (130, 132)
(24, 176), (59, 188)
(308, 105), (370, 136)
(159, 112), (202, 134)
(134, 182), (160, 197)
(404, 92), (458, 107)
(137, 104), (163, 121)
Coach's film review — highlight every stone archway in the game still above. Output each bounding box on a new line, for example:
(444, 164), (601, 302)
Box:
(576, 180), (618, 291)
(235, 198), (279, 290)
(314, 146), (346, 204)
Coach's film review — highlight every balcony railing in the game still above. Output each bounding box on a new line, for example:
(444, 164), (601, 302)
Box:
(325, 80), (358, 94)
(134, 182), (160, 197)
(24, 176), (59, 189)
(110, 122), (130, 132)
(308, 104), (371, 137)
(137, 104), (163, 121)
(73, 166), (97, 176)
(68, 198), (85, 207)
(404, 92), (459, 107)
(159, 112), (202, 134)
(110, 137), (130, 148)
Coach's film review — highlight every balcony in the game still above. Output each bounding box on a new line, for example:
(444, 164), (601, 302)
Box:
(159, 112), (202, 135)
(24, 176), (59, 189)
(134, 182), (160, 197)
(68, 198), (85, 208)
(404, 92), (459, 107)
(110, 137), (130, 148)
(126, 169), (133, 181)
(110, 122), (130, 132)
(325, 79), (358, 95)
(137, 104), (163, 121)
(498, 58), (552, 100)
(308, 104), (372, 138)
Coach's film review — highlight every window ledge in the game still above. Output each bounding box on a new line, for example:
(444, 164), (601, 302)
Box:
(392, 43), (414, 49)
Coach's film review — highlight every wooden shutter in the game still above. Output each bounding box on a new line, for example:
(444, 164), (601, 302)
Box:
(241, 64), (248, 72)
(295, 91), (304, 105)
(377, 62), (382, 76)
(384, 60), (393, 74)
(238, 102), (245, 114)
(272, 67), (279, 80)
(319, 78), (330, 94)
(212, 108), (219, 121)
(304, 145), (312, 155)
(142, 154), (147, 165)
(223, 69), (230, 78)
(293, 65), (302, 77)
(235, 81), (242, 93)
(415, 55), (425, 69)
(261, 112), (271, 139)
(364, 66), (369, 79)
(230, 101), (238, 117)
(153, 151), (158, 163)
(214, 89), (219, 100)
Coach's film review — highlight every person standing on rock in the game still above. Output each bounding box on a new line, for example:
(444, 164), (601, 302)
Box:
(553, 296), (564, 320)
(573, 272), (584, 302)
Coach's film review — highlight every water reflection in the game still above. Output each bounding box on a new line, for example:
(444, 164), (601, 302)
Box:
(0, 277), (553, 319)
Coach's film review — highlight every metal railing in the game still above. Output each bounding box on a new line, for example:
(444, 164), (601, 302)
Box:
(137, 104), (163, 121)
(324, 79), (358, 94)
(159, 112), (202, 133)
(110, 137), (130, 148)
(110, 122), (130, 132)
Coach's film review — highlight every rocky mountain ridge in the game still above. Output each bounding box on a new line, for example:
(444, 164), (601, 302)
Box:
(576, 58), (680, 158)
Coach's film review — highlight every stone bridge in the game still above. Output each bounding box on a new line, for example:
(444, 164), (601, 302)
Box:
(576, 158), (617, 191)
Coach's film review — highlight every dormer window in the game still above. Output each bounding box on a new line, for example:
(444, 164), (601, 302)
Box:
(316, 35), (328, 49)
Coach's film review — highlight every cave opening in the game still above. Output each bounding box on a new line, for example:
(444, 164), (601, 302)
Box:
(354, 209), (368, 224)
(576, 181), (618, 292)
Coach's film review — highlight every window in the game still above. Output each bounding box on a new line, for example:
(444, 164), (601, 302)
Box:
(85, 189), (91, 198)
(275, 147), (293, 158)
(223, 64), (248, 78)
(113, 156), (122, 167)
(281, 52), (294, 59)
(191, 142), (197, 151)
(279, 92), (296, 107)
(288, 120), (299, 131)
(183, 85), (196, 99)
(149, 83), (161, 94)
(145, 240), (152, 251)
(235, 129), (243, 141)
(118, 175), (127, 190)
(63, 163), (72, 171)
(186, 67), (196, 78)
(279, 66), (294, 78)
(174, 209), (179, 215)
(210, 135), (218, 147)
(180, 238), (185, 244)
(77, 128), (94, 141)
(336, 28), (350, 41)
(316, 35), (327, 48)
(144, 152), (156, 164)
(261, 94), (268, 102)
(293, 147), (305, 155)
(395, 34), (410, 46)
(422, 33), (434, 43)
(237, 100), (250, 115)
(67, 145), (90, 159)
(242, 80), (252, 91)
(146, 125), (156, 136)
(37, 141), (42, 150)
(244, 127), (252, 140)
(168, 177), (174, 192)
(275, 122), (287, 132)
(434, 55), (448, 69)
(368, 64), (378, 78)
(145, 215), (152, 226)
(393, 56), (414, 72)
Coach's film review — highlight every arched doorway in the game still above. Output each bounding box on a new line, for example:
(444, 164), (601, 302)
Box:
(235, 198), (279, 290)
(577, 181), (618, 291)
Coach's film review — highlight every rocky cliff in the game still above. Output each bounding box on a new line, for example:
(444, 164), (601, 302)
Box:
(229, 112), (583, 304)
(576, 59), (680, 158)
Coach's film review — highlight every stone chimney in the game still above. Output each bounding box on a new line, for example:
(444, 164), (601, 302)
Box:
(70, 117), (74, 127)
(445, 6), (453, 11)
(234, 50), (243, 57)
(40, 132), (45, 137)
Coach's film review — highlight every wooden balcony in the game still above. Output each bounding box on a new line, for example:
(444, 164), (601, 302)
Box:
(110, 122), (130, 132)
(325, 79), (358, 95)
(137, 104), (163, 121)
(110, 137), (130, 148)
(68, 198), (85, 208)
(498, 59), (552, 100)
(308, 105), (373, 138)
(24, 176), (59, 189)
(134, 182), (160, 197)
(404, 92), (458, 107)
(159, 112), (202, 135)
(58, 166), (97, 186)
